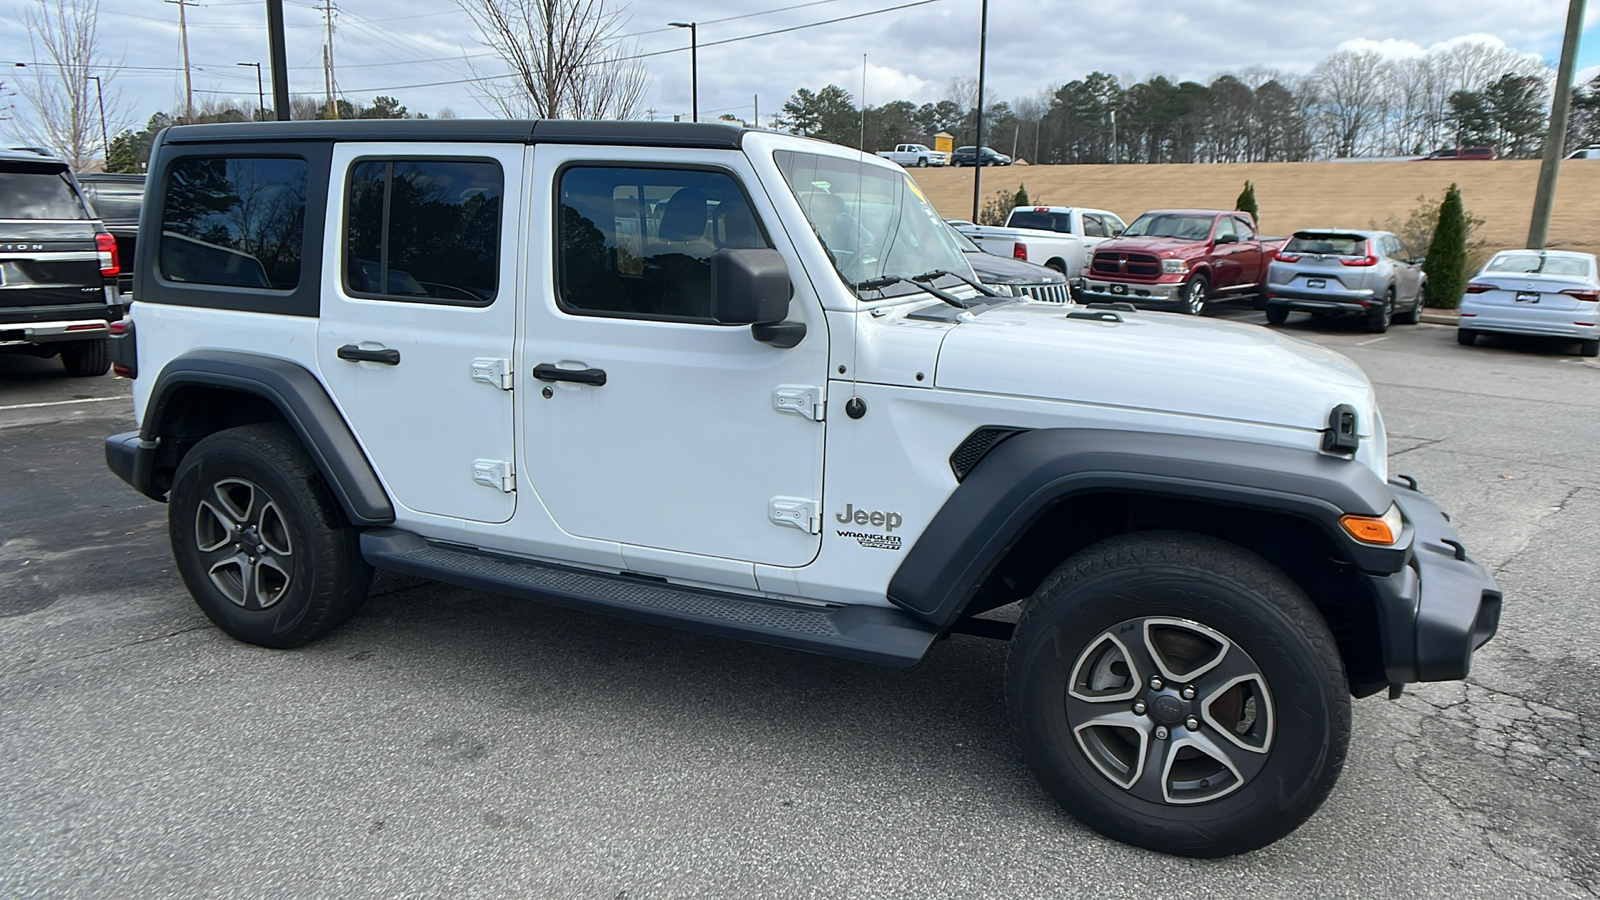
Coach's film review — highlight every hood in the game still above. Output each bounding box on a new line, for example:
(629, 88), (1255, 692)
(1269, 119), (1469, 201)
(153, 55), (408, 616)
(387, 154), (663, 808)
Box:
(933, 302), (1374, 434)
(1094, 236), (1204, 257)
(964, 250), (1068, 285)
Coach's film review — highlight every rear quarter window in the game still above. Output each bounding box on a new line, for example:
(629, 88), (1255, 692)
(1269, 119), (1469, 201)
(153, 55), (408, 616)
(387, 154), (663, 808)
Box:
(159, 157), (307, 291)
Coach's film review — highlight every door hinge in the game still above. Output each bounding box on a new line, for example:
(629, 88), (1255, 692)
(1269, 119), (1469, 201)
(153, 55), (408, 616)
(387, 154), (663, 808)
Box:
(773, 385), (825, 421)
(769, 497), (820, 534)
(472, 459), (515, 492)
(471, 357), (513, 390)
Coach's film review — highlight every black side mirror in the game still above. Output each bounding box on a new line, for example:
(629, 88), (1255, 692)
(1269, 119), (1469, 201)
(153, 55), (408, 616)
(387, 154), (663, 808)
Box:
(1215, 232), (1240, 245)
(710, 248), (805, 347)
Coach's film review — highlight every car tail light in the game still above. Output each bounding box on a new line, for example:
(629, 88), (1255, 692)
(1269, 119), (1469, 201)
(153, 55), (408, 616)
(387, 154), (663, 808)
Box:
(1273, 251), (1301, 262)
(1340, 243), (1378, 267)
(1013, 242), (1027, 261)
(1033, 207), (1049, 212)
(95, 232), (120, 277)
(1464, 282), (1493, 293)
(1560, 288), (1600, 302)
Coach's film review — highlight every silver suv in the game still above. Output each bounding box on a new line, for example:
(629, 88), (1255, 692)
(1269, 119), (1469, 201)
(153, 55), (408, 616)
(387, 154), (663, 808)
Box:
(1263, 229), (1425, 333)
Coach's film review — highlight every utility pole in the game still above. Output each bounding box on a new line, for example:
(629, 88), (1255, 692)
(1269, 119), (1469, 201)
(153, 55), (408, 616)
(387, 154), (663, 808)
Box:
(237, 62), (264, 121)
(321, 0), (338, 119)
(859, 54), (867, 151)
(645, 107), (656, 121)
(85, 74), (107, 163)
(753, 95), (758, 130)
(969, 0), (989, 222)
(1526, 0), (1587, 249)
(265, 0), (290, 120)
(669, 22), (697, 122)
(165, 0), (197, 121)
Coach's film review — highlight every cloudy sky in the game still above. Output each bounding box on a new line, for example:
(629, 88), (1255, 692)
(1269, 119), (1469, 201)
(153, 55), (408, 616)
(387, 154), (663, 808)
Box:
(2, 0), (1597, 140)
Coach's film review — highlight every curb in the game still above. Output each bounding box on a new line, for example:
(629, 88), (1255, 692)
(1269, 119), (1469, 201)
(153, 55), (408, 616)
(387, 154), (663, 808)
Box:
(1419, 311), (1459, 326)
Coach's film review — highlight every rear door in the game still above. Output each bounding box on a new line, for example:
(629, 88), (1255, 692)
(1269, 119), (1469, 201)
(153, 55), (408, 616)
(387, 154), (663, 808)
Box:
(0, 164), (110, 317)
(316, 142), (524, 524)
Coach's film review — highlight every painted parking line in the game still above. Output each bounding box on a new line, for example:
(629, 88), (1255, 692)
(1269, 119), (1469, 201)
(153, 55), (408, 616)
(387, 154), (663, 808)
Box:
(1356, 335), (1393, 346)
(0, 396), (124, 412)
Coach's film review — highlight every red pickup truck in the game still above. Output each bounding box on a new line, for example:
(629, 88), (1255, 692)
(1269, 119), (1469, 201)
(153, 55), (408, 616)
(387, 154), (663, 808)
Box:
(1080, 209), (1285, 315)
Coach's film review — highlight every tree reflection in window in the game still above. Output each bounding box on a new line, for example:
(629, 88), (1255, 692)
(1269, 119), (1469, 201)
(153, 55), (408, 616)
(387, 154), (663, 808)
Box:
(161, 158), (307, 290)
(343, 159), (502, 303)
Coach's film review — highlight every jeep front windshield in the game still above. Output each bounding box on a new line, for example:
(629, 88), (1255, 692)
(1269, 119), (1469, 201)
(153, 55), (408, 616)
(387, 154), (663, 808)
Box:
(774, 149), (971, 299)
(1121, 213), (1214, 241)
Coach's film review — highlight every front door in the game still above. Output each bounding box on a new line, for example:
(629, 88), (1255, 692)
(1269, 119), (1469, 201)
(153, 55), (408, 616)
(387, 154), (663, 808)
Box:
(317, 143), (524, 524)
(520, 146), (827, 567)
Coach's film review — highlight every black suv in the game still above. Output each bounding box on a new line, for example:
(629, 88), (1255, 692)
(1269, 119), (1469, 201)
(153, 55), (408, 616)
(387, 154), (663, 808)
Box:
(951, 145), (1012, 166)
(1, 148), (122, 376)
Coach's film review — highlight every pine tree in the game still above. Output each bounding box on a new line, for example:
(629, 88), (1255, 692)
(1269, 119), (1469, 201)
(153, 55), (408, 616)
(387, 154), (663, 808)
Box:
(1423, 183), (1468, 308)
(1235, 180), (1258, 225)
(1012, 183), (1030, 208)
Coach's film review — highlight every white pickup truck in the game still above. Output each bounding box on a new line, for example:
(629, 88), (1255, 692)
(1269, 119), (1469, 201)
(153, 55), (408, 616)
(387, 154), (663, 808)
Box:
(875, 143), (947, 167)
(957, 206), (1126, 289)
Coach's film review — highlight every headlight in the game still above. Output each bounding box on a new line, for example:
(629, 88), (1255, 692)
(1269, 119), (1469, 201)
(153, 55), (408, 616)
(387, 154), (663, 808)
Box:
(1161, 259), (1190, 274)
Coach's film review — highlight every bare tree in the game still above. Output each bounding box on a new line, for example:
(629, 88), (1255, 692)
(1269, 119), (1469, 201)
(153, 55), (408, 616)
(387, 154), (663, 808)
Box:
(455, 0), (647, 120)
(1310, 50), (1390, 157)
(15, 0), (121, 168)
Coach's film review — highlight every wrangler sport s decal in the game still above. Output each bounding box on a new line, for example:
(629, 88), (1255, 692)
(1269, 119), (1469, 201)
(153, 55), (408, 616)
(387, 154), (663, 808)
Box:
(834, 503), (903, 551)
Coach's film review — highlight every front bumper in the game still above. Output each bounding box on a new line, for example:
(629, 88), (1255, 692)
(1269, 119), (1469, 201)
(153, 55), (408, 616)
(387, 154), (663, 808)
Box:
(1081, 278), (1182, 305)
(1366, 478), (1501, 685)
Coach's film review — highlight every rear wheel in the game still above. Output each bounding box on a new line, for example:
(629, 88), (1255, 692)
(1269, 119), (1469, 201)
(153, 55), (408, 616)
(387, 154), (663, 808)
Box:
(1581, 339), (1599, 358)
(60, 338), (110, 377)
(1181, 275), (1209, 316)
(1457, 328), (1477, 346)
(1365, 289), (1393, 333)
(1007, 532), (1349, 857)
(168, 423), (372, 648)
(1264, 306), (1288, 326)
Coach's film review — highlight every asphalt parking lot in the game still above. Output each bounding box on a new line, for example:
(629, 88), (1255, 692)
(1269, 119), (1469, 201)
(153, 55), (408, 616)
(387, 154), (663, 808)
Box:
(3, 315), (1598, 898)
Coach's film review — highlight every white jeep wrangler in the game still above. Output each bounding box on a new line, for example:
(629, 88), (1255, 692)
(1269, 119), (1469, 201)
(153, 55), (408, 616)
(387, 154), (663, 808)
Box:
(106, 120), (1500, 857)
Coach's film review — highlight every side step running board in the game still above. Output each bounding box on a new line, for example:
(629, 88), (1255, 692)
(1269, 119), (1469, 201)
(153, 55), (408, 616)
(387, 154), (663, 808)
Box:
(360, 529), (940, 667)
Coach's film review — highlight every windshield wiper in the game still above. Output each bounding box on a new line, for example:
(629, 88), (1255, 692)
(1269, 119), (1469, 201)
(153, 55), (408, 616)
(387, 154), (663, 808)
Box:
(853, 275), (969, 309)
(914, 269), (1005, 299)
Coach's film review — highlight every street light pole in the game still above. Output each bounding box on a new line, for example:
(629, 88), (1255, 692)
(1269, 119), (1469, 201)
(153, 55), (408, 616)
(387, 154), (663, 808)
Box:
(85, 74), (108, 164)
(237, 62), (265, 120)
(669, 21), (697, 122)
(265, 0), (291, 121)
(969, 0), (988, 222)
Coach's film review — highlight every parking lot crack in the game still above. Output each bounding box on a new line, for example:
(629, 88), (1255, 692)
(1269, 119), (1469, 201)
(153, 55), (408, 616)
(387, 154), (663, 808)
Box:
(6, 624), (210, 677)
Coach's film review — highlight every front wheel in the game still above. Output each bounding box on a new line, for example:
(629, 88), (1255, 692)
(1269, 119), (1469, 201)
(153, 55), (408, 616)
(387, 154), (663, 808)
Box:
(168, 423), (372, 648)
(1006, 532), (1350, 857)
(1181, 275), (1209, 315)
(916, 158), (929, 167)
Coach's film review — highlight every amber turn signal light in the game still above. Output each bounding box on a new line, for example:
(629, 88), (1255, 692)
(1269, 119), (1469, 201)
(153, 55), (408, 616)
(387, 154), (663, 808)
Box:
(1340, 504), (1404, 545)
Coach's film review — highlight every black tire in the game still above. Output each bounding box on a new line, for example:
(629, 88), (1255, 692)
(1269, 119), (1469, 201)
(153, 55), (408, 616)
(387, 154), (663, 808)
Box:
(1457, 328), (1477, 346)
(1006, 532), (1350, 857)
(1581, 339), (1599, 358)
(1365, 288), (1393, 333)
(1394, 284), (1423, 325)
(1181, 274), (1209, 315)
(168, 422), (372, 648)
(1264, 306), (1288, 326)
(60, 338), (110, 377)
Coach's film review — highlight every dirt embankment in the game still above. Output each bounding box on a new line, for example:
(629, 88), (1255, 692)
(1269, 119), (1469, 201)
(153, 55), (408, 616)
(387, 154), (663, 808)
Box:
(914, 160), (1600, 257)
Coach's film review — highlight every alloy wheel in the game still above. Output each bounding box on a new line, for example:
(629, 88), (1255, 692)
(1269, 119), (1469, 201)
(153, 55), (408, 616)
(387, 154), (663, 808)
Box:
(193, 477), (295, 610)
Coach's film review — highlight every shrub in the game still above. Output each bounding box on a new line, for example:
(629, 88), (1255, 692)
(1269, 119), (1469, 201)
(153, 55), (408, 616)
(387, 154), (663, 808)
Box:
(1372, 190), (1488, 306)
(1424, 184), (1469, 308)
(1235, 180), (1258, 225)
(978, 185), (1026, 226)
(1013, 183), (1030, 209)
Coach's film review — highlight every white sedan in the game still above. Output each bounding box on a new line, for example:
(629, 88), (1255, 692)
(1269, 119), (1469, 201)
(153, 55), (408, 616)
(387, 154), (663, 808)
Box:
(1458, 249), (1600, 357)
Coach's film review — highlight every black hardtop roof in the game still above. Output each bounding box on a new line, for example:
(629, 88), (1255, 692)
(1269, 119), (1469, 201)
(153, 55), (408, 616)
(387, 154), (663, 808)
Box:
(160, 118), (747, 150)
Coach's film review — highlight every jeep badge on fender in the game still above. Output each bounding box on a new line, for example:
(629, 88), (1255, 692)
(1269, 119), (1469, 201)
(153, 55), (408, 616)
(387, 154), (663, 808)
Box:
(104, 119), (1500, 858)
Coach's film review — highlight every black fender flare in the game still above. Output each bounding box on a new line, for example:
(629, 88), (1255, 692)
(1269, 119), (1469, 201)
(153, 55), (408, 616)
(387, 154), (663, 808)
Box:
(140, 350), (395, 525)
(887, 428), (1402, 628)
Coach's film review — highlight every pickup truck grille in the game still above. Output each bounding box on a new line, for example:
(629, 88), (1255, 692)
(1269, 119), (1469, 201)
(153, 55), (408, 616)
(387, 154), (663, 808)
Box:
(1092, 251), (1161, 280)
(1016, 283), (1071, 303)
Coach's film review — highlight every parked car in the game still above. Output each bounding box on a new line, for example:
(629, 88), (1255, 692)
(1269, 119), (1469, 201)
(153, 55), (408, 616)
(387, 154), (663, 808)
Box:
(957, 205), (1126, 290)
(1565, 146), (1600, 159)
(950, 145), (1011, 166)
(1419, 147), (1497, 161)
(1458, 249), (1600, 357)
(1263, 229), (1425, 333)
(76, 172), (145, 296)
(948, 224), (1072, 303)
(0, 147), (121, 376)
(1081, 209), (1286, 314)
(105, 118), (1499, 858)
(875, 143), (947, 167)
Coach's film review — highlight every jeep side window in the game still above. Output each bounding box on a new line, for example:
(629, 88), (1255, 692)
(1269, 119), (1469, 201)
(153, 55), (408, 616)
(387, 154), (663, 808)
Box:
(159, 157), (307, 291)
(343, 158), (502, 305)
(557, 166), (771, 321)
